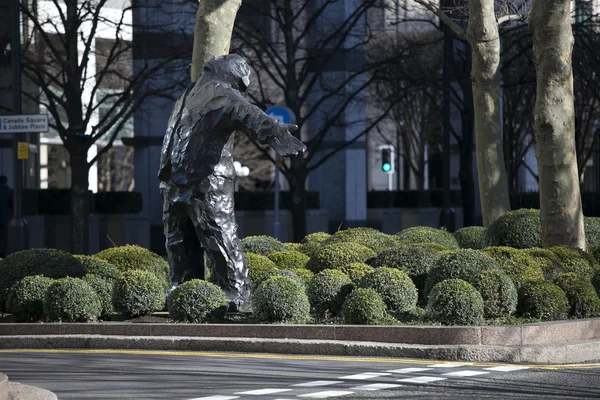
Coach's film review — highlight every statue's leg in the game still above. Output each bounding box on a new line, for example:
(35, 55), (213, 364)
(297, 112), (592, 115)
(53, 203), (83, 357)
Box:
(162, 193), (197, 286)
(189, 177), (251, 311)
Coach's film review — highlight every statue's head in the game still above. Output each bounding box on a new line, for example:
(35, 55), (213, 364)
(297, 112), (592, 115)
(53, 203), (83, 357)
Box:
(204, 54), (251, 93)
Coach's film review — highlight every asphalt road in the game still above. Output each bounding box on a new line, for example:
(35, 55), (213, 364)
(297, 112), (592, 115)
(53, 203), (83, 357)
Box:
(0, 350), (599, 399)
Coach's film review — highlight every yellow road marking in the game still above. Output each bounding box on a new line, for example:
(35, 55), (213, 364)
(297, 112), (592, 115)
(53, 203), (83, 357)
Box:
(1, 349), (598, 370)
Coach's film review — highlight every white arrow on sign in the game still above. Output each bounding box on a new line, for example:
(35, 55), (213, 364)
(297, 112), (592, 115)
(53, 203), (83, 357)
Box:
(0, 114), (49, 133)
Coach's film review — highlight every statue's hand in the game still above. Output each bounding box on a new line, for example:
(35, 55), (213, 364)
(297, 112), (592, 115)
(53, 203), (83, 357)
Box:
(269, 124), (307, 156)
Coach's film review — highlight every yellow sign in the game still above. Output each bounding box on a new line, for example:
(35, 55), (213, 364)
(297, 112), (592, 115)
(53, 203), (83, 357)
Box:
(17, 142), (29, 160)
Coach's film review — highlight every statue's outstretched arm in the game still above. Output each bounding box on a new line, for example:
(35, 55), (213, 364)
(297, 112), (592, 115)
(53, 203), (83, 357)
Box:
(225, 92), (307, 157)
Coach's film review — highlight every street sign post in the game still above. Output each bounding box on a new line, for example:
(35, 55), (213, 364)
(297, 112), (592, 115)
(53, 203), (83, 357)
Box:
(0, 114), (48, 133)
(266, 106), (296, 241)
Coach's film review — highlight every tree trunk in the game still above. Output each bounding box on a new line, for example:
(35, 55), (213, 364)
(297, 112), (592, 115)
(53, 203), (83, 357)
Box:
(530, 0), (587, 249)
(68, 145), (91, 254)
(288, 168), (308, 242)
(191, 0), (242, 82)
(467, 0), (511, 227)
(459, 64), (476, 227)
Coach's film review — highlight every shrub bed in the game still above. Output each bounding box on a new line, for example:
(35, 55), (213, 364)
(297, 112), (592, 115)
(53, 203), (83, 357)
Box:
(253, 276), (310, 323)
(240, 235), (286, 256)
(82, 274), (115, 319)
(341, 288), (388, 325)
(94, 245), (169, 283)
(308, 269), (353, 317)
(523, 248), (567, 282)
(549, 246), (598, 280)
(470, 270), (517, 319)
(585, 217), (600, 246)
(75, 255), (120, 280)
(340, 263), (374, 283)
(112, 270), (166, 317)
(395, 226), (459, 249)
(267, 251), (309, 270)
(517, 280), (569, 321)
(486, 208), (541, 248)
(454, 226), (487, 250)
(370, 243), (444, 300)
(6, 275), (54, 322)
(299, 232), (331, 256)
(427, 279), (484, 326)
(168, 279), (229, 323)
(244, 253), (279, 288)
(481, 246), (545, 289)
(256, 269), (306, 289)
(306, 242), (376, 273)
(319, 227), (399, 254)
(425, 249), (500, 297)
(43, 277), (101, 322)
(555, 273), (600, 319)
(0, 248), (85, 311)
(359, 267), (417, 314)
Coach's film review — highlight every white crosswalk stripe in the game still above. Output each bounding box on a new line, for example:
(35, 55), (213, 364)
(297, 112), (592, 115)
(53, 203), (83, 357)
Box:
(234, 388), (292, 395)
(338, 372), (391, 380)
(298, 391), (355, 398)
(484, 366), (530, 372)
(443, 370), (490, 377)
(351, 383), (403, 391)
(397, 376), (447, 384)
(293, 381), (343, 387)
(388, 367), (433, 373)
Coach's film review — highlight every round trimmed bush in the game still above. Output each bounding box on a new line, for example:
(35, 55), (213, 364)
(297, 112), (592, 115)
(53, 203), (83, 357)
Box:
(240, 235), (286, 256)
(113, 270), (166, 317)
(256, 269), (306, 289)
(340, 262), (374, 283)
(359, 267), (417, 313)
(486, 208), (541, 249)
(517, 280), (569, 321)
(308, 269), (353, 317)
(471, 270), (517, 319)
(425, 249), (500, 297)
(289, 268), (314, 286)
(168, 279), (229, 323)
(549, 246), (598, 280)
(396, 226), (459, 249)
(427, 279), (484, 326)
(523, 248), (567, 282)
(319, 227), (399, 254)
(82, 274), (114, 319)
(268, 251), (309, 270)
(454, 226), (487, 249)
(94, 245), (169, 283)
(306, 242), (377, 273)
(244, 253), (278, 288)
(75, 255), (119, 280)
(284, 242), (303, 251)
(592, 242), (600, 264)
(43, 277), (101, 322)
(370, 243), (444, 299)
(0, 248), (86, 311)
(253, 276), (310, 323)
(555, 273), (600, 319)
(341, 288), (388, 325)
(481, 246), (545, 289)
(585, 217), (600, 246)
(6, 275), (54, 322)
(299, 232), (331, 256)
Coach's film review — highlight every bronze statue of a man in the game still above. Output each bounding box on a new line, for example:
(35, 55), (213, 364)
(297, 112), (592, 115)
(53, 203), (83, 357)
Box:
(158, 54), (306, 312)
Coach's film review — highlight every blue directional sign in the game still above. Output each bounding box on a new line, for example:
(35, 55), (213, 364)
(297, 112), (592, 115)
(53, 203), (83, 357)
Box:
(266, 105), (296, 124)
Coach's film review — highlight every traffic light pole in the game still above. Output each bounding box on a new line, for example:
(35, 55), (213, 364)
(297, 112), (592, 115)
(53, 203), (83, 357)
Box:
(7, 0), (29, 254)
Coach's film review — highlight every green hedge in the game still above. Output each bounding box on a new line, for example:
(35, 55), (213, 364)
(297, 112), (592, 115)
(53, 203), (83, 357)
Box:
(486, 209), (541, 248)
(244, 253), (278, 288)
(359, 267), (417, 314)
(481, 247), (545, 289)
(268, 251), (309, 270)
(555, 273), (600, 318)
(319, 227), (398, 254)
(427, 279), (484, 326)
(299, 232), (331, 256)
(454, 226), (487, 250)
(112, 270), (166, 317)
(306, 242), (377, 273)
(241, 236), (286, 256)
(308, 269), (353, 317)
(94, 245), (169, 283)
(396, 226), (459, 249)
(253, 276), (310, 323)
(517, 280), (569, 321)
(168, 279), (229, 323)
(341, 288), (388, 325)
(43, 277), (101, 322)
(471, 270), (517, 319)
(6, 275), (54, 322)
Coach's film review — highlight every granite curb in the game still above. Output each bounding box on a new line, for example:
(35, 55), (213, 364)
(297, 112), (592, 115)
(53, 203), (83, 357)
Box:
(0, 318), (599, 346)
(1, 335), (600, 364)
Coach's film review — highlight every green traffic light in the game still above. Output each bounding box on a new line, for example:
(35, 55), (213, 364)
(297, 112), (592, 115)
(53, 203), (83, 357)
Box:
(382, 163), (391, 172)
